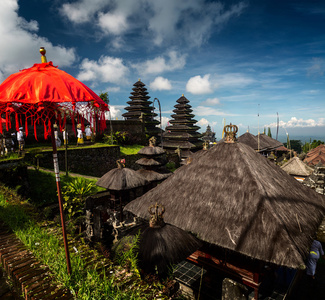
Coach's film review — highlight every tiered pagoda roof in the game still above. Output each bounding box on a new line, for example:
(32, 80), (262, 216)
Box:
(136, 137), (171, 183)
(163, 95), (203, 158)
(122, 80), (160, 138)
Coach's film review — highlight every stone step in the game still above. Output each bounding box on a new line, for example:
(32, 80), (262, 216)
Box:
(0, 223), (73, 299)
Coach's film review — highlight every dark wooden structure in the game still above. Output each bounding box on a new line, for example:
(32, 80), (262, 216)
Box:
(163, 95), (203, 158)
(125, 124), (325, 299)
(122, 79), (160, 138)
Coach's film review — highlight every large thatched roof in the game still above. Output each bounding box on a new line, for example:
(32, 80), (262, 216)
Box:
(237, 132), (282, 151)
(125, 141), (325, 269)
(96, 167), (149, 190)
(281, 157), (313, 177)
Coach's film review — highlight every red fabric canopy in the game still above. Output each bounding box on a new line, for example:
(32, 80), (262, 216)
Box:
(0, 62), (108, 138)
(0, 62), (104, 104)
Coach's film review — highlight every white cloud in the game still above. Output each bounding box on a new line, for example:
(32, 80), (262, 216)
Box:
(98, 11), (128, 35)
(59, 0), (247, 47)
(60, 0), (108, 24)
(0, 0), (76, 82)
(77, 56), (129, 84)
(106, 105), (123, 120)
(146, 0), (247, 46)
(215, 73), (255, 88)
(266, 117), (325, 128)
(106, 86), (120, 93)
(150, 77), (172, 91)
(201, 97), (221, 106)
(133, 51), (186, 75)
(193, 105), (228, 116)
(197, 118), (210, 128)
(186, 75), (213, 95)
(158, 116), (170, 130)
(307, 57), (325, 77)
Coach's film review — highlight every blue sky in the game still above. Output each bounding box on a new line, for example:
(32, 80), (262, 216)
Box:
(0, 0), (324, 141)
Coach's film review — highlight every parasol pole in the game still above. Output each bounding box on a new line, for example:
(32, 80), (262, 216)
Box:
(40, 47), (71, 275)
(51, 121), (72, 275)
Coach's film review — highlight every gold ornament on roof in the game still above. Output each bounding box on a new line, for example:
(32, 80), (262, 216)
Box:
(149, 136), (156, 147)
(224, 123), (238, 143)
(148, 203), (165, 228)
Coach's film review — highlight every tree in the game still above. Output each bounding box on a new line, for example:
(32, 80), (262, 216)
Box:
(302, 140), (324, 153)
(267, 127), (272, 138)
(311, 139), (324, 149)
(99, 92), (109, 105)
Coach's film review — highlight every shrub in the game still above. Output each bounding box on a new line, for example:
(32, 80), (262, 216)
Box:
(62, 177), (97, 219)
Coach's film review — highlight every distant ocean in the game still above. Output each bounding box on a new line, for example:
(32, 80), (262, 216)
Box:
(277, 135), (325, 144)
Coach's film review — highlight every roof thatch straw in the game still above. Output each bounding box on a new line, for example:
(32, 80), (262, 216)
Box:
(281, 157), (314, 177)
(136, 169), (171, 182)
(136, 157), (167, 166)
(96, 160), (148, 190)
(139, 223), (202, 276)
(125, 142), (325, 269)
(257, 133), (283, 150)
(138, 146), (165, 156)
(138, 203), (202, 276)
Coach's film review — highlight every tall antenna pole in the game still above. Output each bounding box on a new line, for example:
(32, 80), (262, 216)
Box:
(257, 104), (260, 152)
(276, 112), (279, 141)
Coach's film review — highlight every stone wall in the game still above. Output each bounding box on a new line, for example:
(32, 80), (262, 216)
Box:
(23, 119), (147, 145)
(25, 146), (142, 177)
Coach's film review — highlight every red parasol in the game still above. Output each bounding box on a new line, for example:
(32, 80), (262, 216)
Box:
(0, 48), (109, 275)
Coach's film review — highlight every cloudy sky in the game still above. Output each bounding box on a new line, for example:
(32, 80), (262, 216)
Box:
(0, 0), (324, 141)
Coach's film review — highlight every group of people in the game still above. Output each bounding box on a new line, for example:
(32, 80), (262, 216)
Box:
(0, 127), (25, 156)
(76, 124), (93, 145)
(0, 123), (94, 155)
(56, 124), (93, 147)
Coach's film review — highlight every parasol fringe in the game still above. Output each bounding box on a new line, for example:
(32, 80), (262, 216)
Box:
(15, 113), (19, 132)
(71, 112), (75, 135)
(58, 113), (62, 131)
(34, 120), (38, 141)
(25, 117), (28, 137)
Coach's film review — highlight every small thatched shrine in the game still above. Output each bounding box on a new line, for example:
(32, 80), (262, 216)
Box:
(136, 136), (172, 187)
(122, 79), (160, 138)
(281, 156), (313, 182)
(85, 159), (150, 243)
(125, 124), (325, 299)
(163, 95), (203, 158)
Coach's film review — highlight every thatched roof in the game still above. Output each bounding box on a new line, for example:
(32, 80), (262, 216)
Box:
(136, 157), (167, 167)
(281, 157), (314, 177)
(136, 169), (171, 182)
(257, 134), (283, 150)
(237, 132), (282, 151)
(138, 146), (165, 156)
(96, 167), (149, 190)
(139, 223), (202, 275)
(125, 142), (325, 269)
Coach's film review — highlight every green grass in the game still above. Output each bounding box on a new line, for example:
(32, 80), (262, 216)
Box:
(120, 145), (143, 155)
(0, 185), (171, 299)
(27, 169), (105, 207)
(0, 152), (21, 161)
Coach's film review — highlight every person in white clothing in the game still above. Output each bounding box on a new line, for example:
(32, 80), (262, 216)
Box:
(85, 125), (92, 142)
(77, 124), (84, 145)
(17, 127), (25, 154)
